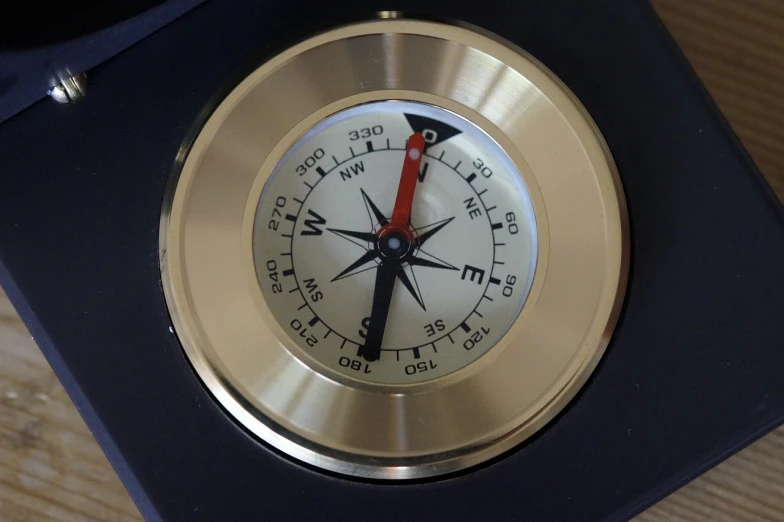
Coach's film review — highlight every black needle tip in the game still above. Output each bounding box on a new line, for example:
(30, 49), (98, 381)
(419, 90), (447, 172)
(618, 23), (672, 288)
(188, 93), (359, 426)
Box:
(360, 261), (397, 362)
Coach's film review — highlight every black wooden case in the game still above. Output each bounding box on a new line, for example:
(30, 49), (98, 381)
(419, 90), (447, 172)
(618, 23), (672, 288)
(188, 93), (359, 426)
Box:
(1, 1), (783, 520)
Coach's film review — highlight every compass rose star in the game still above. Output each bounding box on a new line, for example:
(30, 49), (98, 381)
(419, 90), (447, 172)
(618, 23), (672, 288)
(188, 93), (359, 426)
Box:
(326, 189), (457, 310)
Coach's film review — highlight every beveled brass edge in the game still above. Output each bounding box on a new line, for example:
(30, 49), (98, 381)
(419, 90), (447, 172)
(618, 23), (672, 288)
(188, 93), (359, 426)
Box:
(159, 16), (630, 480)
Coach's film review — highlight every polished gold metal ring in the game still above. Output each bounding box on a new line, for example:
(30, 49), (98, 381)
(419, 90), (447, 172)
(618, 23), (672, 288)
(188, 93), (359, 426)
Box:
(160, 18), (629, 479)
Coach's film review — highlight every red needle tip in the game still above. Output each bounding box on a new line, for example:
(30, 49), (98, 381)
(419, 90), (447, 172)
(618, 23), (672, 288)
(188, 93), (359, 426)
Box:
(389, 133), (426, 233)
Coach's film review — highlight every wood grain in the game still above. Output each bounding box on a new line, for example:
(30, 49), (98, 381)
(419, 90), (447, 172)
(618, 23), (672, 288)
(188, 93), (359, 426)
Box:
(0, 1), (783, 520)
(0, 293), (141, 521)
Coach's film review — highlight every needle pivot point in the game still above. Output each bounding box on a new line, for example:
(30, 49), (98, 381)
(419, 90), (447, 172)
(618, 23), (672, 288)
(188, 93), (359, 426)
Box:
(378, 229), (412, 259)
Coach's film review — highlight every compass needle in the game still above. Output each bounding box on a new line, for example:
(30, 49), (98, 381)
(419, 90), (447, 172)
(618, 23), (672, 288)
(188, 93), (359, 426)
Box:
(360, 133), (425, 362)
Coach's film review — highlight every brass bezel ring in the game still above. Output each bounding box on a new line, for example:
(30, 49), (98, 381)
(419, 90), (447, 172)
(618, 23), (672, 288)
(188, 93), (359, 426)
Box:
(160, 18), (629, 480)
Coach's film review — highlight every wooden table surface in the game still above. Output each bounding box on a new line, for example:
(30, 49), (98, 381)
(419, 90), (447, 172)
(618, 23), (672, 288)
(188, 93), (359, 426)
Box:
(1, 0), (783, 520)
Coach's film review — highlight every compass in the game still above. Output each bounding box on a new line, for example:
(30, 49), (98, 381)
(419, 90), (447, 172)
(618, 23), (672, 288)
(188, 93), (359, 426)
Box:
(161, 17), (628, 479)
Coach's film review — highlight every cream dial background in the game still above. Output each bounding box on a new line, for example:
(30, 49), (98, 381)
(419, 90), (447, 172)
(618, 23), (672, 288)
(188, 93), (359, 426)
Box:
(253, 101), (537, 384)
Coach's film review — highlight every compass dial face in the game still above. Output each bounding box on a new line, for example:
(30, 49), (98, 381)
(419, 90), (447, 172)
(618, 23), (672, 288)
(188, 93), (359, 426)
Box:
(253, 101), (537, 384)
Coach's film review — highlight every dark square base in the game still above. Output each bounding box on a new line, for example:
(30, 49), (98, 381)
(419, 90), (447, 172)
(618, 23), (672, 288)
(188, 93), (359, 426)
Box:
(1, 1), (783, 520)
